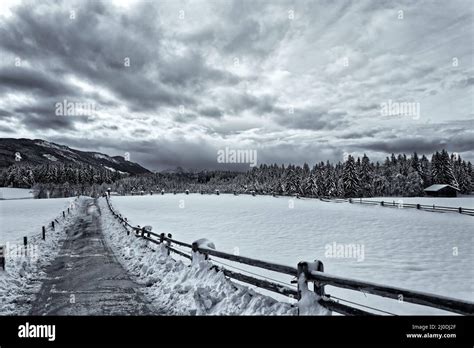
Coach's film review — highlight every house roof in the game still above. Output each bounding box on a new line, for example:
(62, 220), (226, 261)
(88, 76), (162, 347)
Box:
(424, 184), (460, 192)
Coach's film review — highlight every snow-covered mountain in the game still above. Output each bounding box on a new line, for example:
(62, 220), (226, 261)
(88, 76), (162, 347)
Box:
(0, 138), (150, 174)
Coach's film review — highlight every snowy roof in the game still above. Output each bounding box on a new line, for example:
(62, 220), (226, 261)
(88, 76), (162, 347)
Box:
(424, 184), (460, 192)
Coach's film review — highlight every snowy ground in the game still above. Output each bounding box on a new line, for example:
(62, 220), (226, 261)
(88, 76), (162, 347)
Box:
(0, 197), (76, 244)
(0, 197), (82, 315)
(0, 188), (35, 200)
(110, 194), (473, 315)
(98, 198), (303, 315)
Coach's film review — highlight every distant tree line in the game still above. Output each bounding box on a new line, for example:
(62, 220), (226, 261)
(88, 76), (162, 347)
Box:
(0, 163), (127, 198)
(106, 150), (473, 198)
(0, 150), (472, 198)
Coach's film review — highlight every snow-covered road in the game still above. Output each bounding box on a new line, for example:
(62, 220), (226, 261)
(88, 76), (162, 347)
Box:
(29, 198), (157, 315)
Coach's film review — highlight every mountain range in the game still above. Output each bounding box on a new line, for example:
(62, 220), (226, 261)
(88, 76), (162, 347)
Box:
(0, 138), (150, 175)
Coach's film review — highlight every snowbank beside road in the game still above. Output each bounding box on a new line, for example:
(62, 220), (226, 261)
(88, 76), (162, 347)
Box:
(98, 198), (299, 315)
(0, 197), (83, 315)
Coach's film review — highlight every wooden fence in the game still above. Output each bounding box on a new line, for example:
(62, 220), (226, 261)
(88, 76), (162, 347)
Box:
(104, 195), (473, 316)
(347, 198), (474, 216)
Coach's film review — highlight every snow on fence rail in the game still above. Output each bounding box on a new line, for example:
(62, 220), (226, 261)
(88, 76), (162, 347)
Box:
(346, 198), (474, 216)
(0, 202), (76, 271)
(104, 195), (474, 316)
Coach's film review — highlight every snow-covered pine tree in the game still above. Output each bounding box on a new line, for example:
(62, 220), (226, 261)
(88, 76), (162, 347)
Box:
(419, 155), (431, 187)
(456, 160), (472, 194)
(437, 150), (458, 188)
(431, 151), (441, 184)
(359, 154), (373, 197)
(342, 155), (360, 197)
(403, 168), (424, 196)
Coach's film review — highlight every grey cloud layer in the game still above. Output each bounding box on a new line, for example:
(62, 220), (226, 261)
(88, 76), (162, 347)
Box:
(0, 0), (472, 169)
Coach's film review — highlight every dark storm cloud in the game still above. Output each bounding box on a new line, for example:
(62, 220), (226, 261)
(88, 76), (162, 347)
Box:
(276, 109), (349, 131)
(338, 129), (380, 139)
(51, 136), (224, 171)
(0, 66), (77, 97)
(0, 0), (234, 115)
(12, 97), (91, 130)
(174, 113), (197, 123)
(356, 103), (380, 112)
(159, 52), (240, 88)
(0, 108), (13, 117)
(225, 92), (279, 115)
(0, 124), (15, 133)
(198, 106), (223, 118)
(16, 107), (89, 130)
(353, 133), (474, 155)
(355, 138), (447, 154)
(221, 2), (291, 58)
(20, 114), (79, 130)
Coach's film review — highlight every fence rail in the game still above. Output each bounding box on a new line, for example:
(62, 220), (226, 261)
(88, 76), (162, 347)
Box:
(346, 198), (474, 216)
(104, 195), (474, 316)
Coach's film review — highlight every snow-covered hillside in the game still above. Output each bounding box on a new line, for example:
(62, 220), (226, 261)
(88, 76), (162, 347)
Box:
(110, 194), (473, 315)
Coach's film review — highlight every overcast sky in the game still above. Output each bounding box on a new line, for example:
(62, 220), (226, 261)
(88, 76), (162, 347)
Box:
(0, 0), (472, 171)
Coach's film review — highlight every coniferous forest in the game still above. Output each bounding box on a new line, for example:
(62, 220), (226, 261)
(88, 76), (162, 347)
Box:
(1, 149), (472, 199)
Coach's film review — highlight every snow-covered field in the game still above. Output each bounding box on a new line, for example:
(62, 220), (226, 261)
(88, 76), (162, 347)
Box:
(0, 188), (35, 200)
(109, 194), (473, 315)
(99, 198), (309, 315)
(0, 197), (76, 244)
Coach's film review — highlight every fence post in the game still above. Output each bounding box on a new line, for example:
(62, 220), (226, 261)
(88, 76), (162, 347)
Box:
(458, 207), (462, 214)
(312, 260), (325, 296)
(160, 233), (165, 244)
(167, 233), (172, 255)
(0, 245), (5, 271)
(192, 242), (198, 261)
(348, 198), (352, 203)
(52, 221), (55, 230)
(296, 261), (308, 301)
(417, 204), (420, 210)
(23, 236), (27, 256)
(68, 207), (70, 214)
(381, 201), (384, 206)
(297, 260), (325, 299)
(63, 211), (65, 218)
(42, 226), (46, 240)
